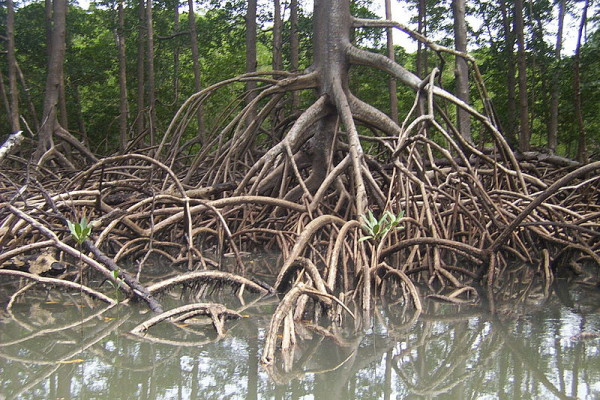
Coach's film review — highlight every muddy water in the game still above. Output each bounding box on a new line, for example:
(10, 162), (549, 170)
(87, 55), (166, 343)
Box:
(1, 280), (600, 399)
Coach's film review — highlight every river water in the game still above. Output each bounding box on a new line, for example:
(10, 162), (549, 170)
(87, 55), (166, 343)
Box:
(1, 275), (599, 399)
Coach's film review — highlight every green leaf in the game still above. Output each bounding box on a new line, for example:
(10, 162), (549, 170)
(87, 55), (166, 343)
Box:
(368, 210), (377, 226)
(67, 220), (76, 236)
(68, 217), (93, 245)
(394, 210), (404, 224)
(75, 223), (83, 238)
(372, 223), (380, 235)
(384, 210), (393, 221)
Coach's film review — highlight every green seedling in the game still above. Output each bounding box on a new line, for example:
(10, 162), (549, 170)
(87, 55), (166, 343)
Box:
(67, 217), (92, 245)
(359, 209), (404, 243)
(107, 269), (124, 302)
(68, 217), (93, 288)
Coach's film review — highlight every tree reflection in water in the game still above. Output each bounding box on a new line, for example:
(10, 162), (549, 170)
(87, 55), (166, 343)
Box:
(0, 281), (599, 399)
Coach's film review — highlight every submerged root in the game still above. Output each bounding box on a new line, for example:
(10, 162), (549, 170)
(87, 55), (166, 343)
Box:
(129, 302), (241, 337)
(0, 269), (116, 306)
(147, 270), (274, 297)
(261, 282), (355, 366)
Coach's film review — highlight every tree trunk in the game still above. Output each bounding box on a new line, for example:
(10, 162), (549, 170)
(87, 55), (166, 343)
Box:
(499, 0), (517, 148)
(548, 0), (565, 154)
(16, 62), (39, 131)
(270, 0), (284, 131)
(273, 0), (283, 71)
(313, 0), (351, 95)
(312, 0), (367, 213)
(34, 0), (67, 162)
(313, 0), (368, 306)
(58, 70), (68, 130)
(136, 0), (146, 137)
(416, 0), (427, 78)
(574, 0), (589, 163)
(514, 0), (530, 152)
(146, 0), (156, 145)
(58, 67), (70, 161)
(0, 71), (11, 126)
(7, 0), (20, 132)
(117, 0), (129, 152)
(290, 0), (300, 110)
(45, 0), (53, 54)
(527, 0), (549, 151)
(245, 0), (257, 106)
(188, 0), (205, 141)
(173, 5), (180, 105)
(452, 0), (471, 141)
(385, 0), (398, 123)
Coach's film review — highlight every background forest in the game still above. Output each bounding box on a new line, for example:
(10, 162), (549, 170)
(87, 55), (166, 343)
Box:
(1, 0), (599, 161)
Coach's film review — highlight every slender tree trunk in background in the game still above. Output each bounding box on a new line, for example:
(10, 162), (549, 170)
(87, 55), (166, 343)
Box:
(290, 0), (299, 110)
(146, 0), (156, 145)
(172, 4), (180, 105)
(187, 0), (205, 141)
(527, 0), (549, 149)
(452, 0), (471, 141)
(548, 0), (565, 154)
(59, 67), (70, 160)
(16, 62), (39, 131)
(7, 0), (20, 132)
(245, 0), (257, 120)
(35, 0), (67, 162)
(136, 0), (146, 137)
(574, 0), (589, 163)
(416, 0), (427, 78)
(273, 0), (283, 71)
(499, 0), (517, 148)
(271, 0), (284, 131)
(118, 0), (129, 152)
(45, 0), (52, 53)
(385, 0), (398, 123)
(415, 0), (427, 117)
(514, 0), (530, 152)
(0, 71), (10, 123)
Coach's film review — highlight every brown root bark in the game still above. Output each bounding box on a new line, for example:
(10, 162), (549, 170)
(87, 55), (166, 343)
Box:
(1, 0), (599, 370)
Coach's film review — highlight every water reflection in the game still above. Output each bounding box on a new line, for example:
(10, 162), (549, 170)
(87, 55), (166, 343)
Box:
(1, 285), (600, 399)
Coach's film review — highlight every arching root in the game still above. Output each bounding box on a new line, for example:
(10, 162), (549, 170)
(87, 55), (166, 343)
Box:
(130, 303), (241, 337)
(261, 282), (354, 365)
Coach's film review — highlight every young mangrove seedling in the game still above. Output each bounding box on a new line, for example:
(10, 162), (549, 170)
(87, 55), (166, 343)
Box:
(67, 217), (92, 245)
(67, 216), (93, 287)
(359, 209), (404, 244)
(107, 269), (124, 302)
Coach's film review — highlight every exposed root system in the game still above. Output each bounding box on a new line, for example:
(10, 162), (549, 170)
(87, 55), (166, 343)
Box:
(1, 5), (599, 368)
